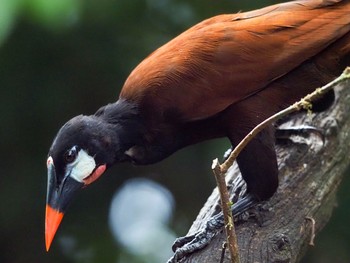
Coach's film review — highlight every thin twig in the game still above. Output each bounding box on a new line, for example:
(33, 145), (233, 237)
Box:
(220, 67), (350, 174)
(305, 217), (316, 246)
(212, 158), (240, 263)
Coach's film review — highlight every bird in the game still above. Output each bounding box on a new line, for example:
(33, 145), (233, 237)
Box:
(45, 0), (350, 258)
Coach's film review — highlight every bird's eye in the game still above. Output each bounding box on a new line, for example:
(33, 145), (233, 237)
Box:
(64, 146), (78, 164)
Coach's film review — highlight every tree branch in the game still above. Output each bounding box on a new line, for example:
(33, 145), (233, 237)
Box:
(178, 70), (350, 263)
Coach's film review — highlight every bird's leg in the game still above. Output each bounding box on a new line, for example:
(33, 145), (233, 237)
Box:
(168, 194), (257, 263)
(168, 124), (279, 262)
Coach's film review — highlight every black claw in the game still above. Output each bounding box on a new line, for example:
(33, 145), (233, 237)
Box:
(168, 227), (217, 263)
(276, 125), (325, 144)
(168, 194), (258, 262)
(172, 234), (196, 252)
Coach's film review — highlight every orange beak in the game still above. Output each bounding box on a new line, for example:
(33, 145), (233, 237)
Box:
(45, 205), (64, 251)
(45, 157), (106, 251)
(45, 159), (82, 251)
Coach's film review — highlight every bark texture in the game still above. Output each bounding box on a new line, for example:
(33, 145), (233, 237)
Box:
(177, 78), (350, 263)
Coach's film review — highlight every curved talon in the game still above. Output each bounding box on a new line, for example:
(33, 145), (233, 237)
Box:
(168, 194), (258, 262)
(276, 125), (325, 144)
(168, 228), (218, 263)
(172, 234), (196, 252)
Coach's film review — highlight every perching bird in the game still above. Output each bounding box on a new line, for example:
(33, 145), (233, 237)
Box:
(45, 0), (350, 259)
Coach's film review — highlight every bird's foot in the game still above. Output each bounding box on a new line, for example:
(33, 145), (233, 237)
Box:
(275, 125), (324, 145)
(224, 125), (324, 162)
(167, 195), (257, 262)
(167, 213), (224, 263)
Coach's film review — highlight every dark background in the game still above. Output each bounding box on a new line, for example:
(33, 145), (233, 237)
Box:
(1, 0), (350, 262)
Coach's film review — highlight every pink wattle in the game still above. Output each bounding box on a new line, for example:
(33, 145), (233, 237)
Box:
(83, 164), (107, 185)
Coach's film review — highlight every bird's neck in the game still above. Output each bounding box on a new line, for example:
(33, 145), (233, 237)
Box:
(94, 99), (146, 163)
(95, 99), (183, 165)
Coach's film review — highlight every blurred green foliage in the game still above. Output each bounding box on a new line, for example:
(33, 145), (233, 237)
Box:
(0, 0), (349, 262)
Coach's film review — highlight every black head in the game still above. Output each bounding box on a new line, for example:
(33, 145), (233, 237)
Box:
(45, 114), (121, 250)
(49, 114), (118, 176)
(44, 100), (144, 251)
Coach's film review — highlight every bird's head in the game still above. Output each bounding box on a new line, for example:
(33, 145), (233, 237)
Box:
(45, 115), (120, 251)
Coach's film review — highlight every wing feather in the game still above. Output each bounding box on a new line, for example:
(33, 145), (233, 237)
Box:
(120, 0), (350, 122)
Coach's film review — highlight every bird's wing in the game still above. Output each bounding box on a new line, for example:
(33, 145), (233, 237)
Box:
(120, 0), (350, 122)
